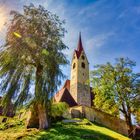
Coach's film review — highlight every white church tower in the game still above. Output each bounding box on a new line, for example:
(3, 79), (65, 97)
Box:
(70, 33), (91, 107)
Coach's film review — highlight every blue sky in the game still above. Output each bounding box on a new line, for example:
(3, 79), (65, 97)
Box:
(0, 0), (140, 85)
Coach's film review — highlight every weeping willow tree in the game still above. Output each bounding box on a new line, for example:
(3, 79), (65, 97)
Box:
(0, 4), (68, 129)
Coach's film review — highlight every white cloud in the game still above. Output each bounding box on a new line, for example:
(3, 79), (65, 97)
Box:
(78, 6), (98, 19)
(85, 31), (115, 51)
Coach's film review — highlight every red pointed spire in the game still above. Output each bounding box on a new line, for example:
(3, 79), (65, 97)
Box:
(77, 32), (83, 52)
(75, 32), (84, 59)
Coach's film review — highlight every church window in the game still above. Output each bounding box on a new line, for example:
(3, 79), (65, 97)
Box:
(73, 63), (76, 69)
(82, 55), (85, 60)
(81, 62), (85, 68)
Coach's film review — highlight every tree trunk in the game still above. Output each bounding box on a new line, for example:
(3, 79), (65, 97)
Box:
(35, 65), (49, 129)
(26, 108), (39, 129)
(38, 104), (49, 129)
(125, 115), (133, 138)
(126, 110), (134, 138)
(122, 103), (134, 138)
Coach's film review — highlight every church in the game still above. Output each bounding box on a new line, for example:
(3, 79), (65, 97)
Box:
(53, 33), (129, 136)
(54, 33), (94, 107)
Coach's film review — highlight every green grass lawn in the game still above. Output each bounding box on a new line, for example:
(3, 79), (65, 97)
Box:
(0, 117), (131, 140)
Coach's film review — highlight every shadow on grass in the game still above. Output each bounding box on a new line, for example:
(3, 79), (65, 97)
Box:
(34, 123), (118, 140)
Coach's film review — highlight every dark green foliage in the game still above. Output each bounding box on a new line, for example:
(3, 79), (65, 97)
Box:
(51, 102), (69, 118)
(50, 102), (69, 123)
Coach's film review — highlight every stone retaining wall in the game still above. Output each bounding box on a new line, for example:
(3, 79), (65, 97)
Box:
(69, 105), (128, 136)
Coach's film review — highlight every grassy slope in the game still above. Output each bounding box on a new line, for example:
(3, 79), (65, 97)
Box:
(0, 117), (131, 140)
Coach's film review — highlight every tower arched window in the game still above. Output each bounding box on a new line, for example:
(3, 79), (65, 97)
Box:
(73, 63), (76, 69)
(81, 62), (85, 68)
(82, 55), (85, 60)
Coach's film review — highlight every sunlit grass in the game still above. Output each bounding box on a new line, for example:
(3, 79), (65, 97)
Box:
(0, 117), (130, 140)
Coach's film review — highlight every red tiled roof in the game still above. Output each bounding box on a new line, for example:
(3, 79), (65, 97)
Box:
(60, 88), (77, 107)
(63, 80), (70, 91)
(54, 80), (77, 107)
(54, 80), (70, 102)
(54, 80), (95, 107)
(55, 88), (66, 102)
